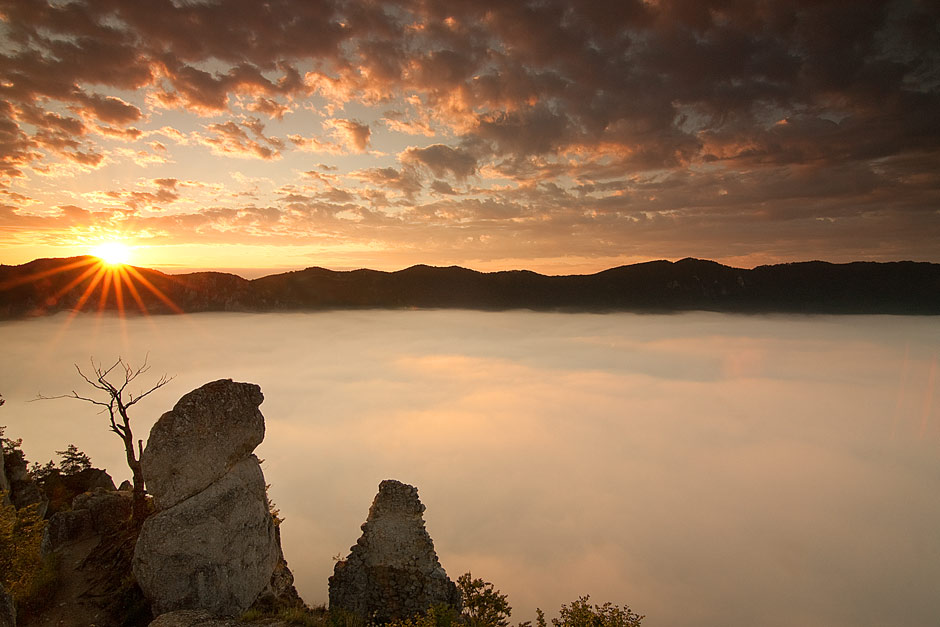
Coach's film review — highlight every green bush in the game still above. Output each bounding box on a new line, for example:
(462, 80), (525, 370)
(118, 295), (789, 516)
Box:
(382, 573), (644, 627)
(386, 603), (461, 627)
(242, 604), (332, 626)
(550, 596), (643, 627)
(56, 444), (92, 475)
(458, 572), (512, 627)
(0, 491), (50, 605)
(328, 606), (368, 627)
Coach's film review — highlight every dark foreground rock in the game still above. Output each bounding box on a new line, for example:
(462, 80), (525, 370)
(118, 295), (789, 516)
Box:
(0, 582), (14, 627)
(40, 467), (116, 517)
(134, 380), (280, 617)
(26, 507), (152, 627)
(329, 479), (460, 621)
(42, 488), (133, 554)
(3, 450), (47, 518)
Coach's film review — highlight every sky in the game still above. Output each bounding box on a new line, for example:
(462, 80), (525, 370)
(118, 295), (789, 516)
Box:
(0, 0), (938, 276)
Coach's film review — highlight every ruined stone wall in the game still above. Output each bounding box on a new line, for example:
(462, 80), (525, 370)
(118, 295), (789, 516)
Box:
(329, 479), (461, 621)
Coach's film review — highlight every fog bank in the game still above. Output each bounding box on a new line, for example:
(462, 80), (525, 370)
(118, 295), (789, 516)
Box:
(0, 311), (937, 626)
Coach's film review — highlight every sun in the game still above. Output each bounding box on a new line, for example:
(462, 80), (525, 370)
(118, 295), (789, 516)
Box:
(92, 242), (133, 266)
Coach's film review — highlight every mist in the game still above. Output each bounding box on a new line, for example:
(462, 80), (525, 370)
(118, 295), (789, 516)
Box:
(0, 310), (937, 627)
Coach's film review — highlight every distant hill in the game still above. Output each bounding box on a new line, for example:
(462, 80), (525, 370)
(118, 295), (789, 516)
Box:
(1, 256), (938, 318)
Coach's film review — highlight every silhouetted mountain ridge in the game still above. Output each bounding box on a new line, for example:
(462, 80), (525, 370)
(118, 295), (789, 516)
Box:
(1, 256), (938, 318)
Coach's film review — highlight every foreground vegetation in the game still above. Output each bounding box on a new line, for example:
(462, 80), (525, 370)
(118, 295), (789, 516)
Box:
(241, 572), (643, 627)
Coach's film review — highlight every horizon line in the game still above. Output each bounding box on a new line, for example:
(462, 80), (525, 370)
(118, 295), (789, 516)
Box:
(4, 254), (936, 282)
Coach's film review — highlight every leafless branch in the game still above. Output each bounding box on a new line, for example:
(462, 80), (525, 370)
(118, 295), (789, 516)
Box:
(33, 390), (111, 410)
(35, 354), (173, 526)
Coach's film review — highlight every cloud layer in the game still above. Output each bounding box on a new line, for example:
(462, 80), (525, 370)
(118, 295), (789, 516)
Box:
(1, 0), (938, 269)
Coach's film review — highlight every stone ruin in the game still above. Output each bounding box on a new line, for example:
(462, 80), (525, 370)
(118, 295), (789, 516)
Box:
(133, 380), (282, 617)
(329, 479), (461, 621)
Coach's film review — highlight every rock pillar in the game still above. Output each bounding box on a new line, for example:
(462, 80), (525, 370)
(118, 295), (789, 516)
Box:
(329, 479), (461, 621)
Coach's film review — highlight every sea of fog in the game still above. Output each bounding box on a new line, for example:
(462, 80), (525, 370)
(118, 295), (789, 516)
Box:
(0, 310), (937, 626)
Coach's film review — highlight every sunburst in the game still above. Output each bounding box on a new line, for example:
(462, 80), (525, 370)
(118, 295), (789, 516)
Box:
(92, 242), (133, 267)
(0, 250), (183, 318)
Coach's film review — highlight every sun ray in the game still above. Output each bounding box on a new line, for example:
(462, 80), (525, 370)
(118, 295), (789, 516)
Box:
(124, 265), (184, 314)
(117, 265), (150, 315)
(70, 264), (108, 316)
(0, 250), (191, 323)
(0, 256), (97, 291)
(48, 261), (105, 307)
(97, 266), (114, 313)
(112, 267), (126, 315)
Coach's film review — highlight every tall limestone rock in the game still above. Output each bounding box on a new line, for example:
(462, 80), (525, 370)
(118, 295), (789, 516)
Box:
(140, 380), (265, 511)
(329, 479), (461, 621)
(133, 380), (279, 617)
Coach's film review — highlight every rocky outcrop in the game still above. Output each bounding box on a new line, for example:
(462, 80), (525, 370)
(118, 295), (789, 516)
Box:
(329, 479), (461, 621)
(73, 488), (133, 534)
(42, 488), (133, 554)
(41, 508), (93, 555)
(133, 380), (278, 617)
(3, 447), (47, 518)
(141, 380), (265, 511)
(41, 467), (116, 517)
(0, 582), (14, 627)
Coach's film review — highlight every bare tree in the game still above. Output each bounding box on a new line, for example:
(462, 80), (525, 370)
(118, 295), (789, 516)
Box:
(38, 356), (173, 524)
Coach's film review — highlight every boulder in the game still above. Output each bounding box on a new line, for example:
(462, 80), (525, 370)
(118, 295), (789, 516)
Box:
(73, 487), (133, 534)
(141, 380), (265, 511)
(40, 508), (94, 555)
(329, 479), (461, 621)
(0, 582), (14, 627)
(134, 457), (278, 617)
